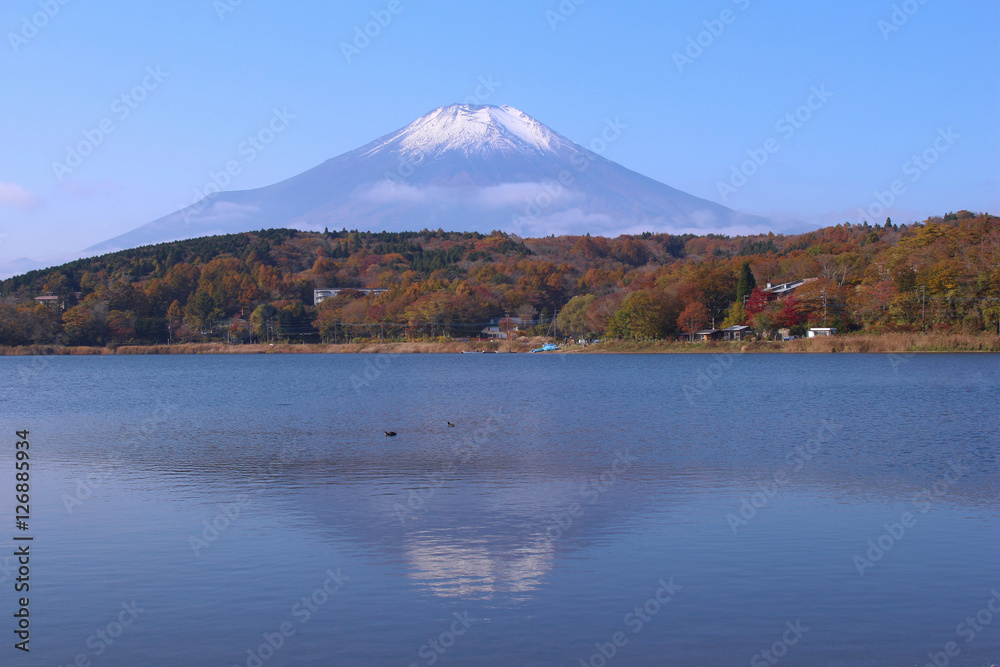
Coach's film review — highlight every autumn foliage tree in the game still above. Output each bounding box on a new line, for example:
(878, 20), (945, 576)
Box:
(557, 294), (598, 337)
(0, 213), (998, 347)
(607, 291), (673, 340)
(780, 295), (806, 329)
(745, 287), (770, 318)
(677, 302), (709, 335)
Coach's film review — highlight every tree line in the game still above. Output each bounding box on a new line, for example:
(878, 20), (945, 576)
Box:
(1, 211), (998, 347)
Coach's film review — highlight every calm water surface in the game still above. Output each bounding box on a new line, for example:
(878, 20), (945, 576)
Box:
(0, 353), (997, 666)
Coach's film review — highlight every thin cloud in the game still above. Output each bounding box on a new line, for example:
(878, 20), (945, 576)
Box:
(0, 182), (40, 209)
(473, 182), (582, 208)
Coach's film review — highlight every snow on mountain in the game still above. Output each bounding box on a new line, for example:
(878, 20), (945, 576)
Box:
(370, 104), (560, 158)
(85, 104), (773, 254)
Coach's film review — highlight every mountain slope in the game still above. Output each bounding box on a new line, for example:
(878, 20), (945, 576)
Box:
(86, 104), (772, 254)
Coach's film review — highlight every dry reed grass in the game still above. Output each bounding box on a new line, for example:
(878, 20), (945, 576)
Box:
(1, 333), (996, 356)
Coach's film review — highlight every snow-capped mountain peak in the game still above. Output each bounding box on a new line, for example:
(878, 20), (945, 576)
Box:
(84, 103), (775, 255)
(368, 104), (561, 158)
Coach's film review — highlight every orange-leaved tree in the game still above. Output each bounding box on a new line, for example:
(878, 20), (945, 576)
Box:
(678, 302), (709, 335)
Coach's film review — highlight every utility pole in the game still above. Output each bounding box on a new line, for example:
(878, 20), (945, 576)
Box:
(822, 289), (828, 327)
(547, 306), (560, 341)
(920, 285), (926, 332)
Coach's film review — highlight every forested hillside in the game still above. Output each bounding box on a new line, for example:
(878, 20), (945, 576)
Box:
(1, 211), (998, 346)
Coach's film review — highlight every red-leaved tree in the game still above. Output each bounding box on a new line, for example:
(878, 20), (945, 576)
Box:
(745, 287), (770, 317)
(780, 294), (806, 328)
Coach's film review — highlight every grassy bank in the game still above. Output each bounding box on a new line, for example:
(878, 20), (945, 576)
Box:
(580, 332), (1000, 354)
(0, 333), (997, 356)
(0, 338), (547, 356)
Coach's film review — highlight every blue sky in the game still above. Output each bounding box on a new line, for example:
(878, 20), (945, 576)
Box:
(1, 0), (997, 269)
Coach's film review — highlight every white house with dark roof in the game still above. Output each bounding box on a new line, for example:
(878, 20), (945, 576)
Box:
(480, 316), (528, 339)
(313, 288), (387, 306)
(762, 278), (817, 299)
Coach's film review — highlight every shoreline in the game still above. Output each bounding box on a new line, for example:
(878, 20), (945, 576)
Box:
(0, 333), (997, 355)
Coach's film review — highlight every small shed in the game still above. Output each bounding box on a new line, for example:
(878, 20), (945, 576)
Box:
(693, 329), (724, 342)
(807, 327), (837, 337)
(720, 325), (753, 341)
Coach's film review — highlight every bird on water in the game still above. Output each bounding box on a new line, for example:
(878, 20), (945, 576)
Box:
(384, 431), (397, 437)
(447, 422), (455, 427)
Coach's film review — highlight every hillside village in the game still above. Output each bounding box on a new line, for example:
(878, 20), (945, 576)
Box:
(0, 211), (997, 347)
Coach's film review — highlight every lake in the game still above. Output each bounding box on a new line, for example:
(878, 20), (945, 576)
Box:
(1, 353), (997, 666)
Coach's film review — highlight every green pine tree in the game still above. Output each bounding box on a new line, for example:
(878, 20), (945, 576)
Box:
(736, 261), (756, 305)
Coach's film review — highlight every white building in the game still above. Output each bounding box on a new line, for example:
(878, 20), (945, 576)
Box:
(763, 278), (817, 298)
(480, 317), (529, 339)
(807, 327), (837, 337)
(313, 288), (387, 306)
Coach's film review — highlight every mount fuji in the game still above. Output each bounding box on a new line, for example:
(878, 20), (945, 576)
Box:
(85, 104), (773, 254)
